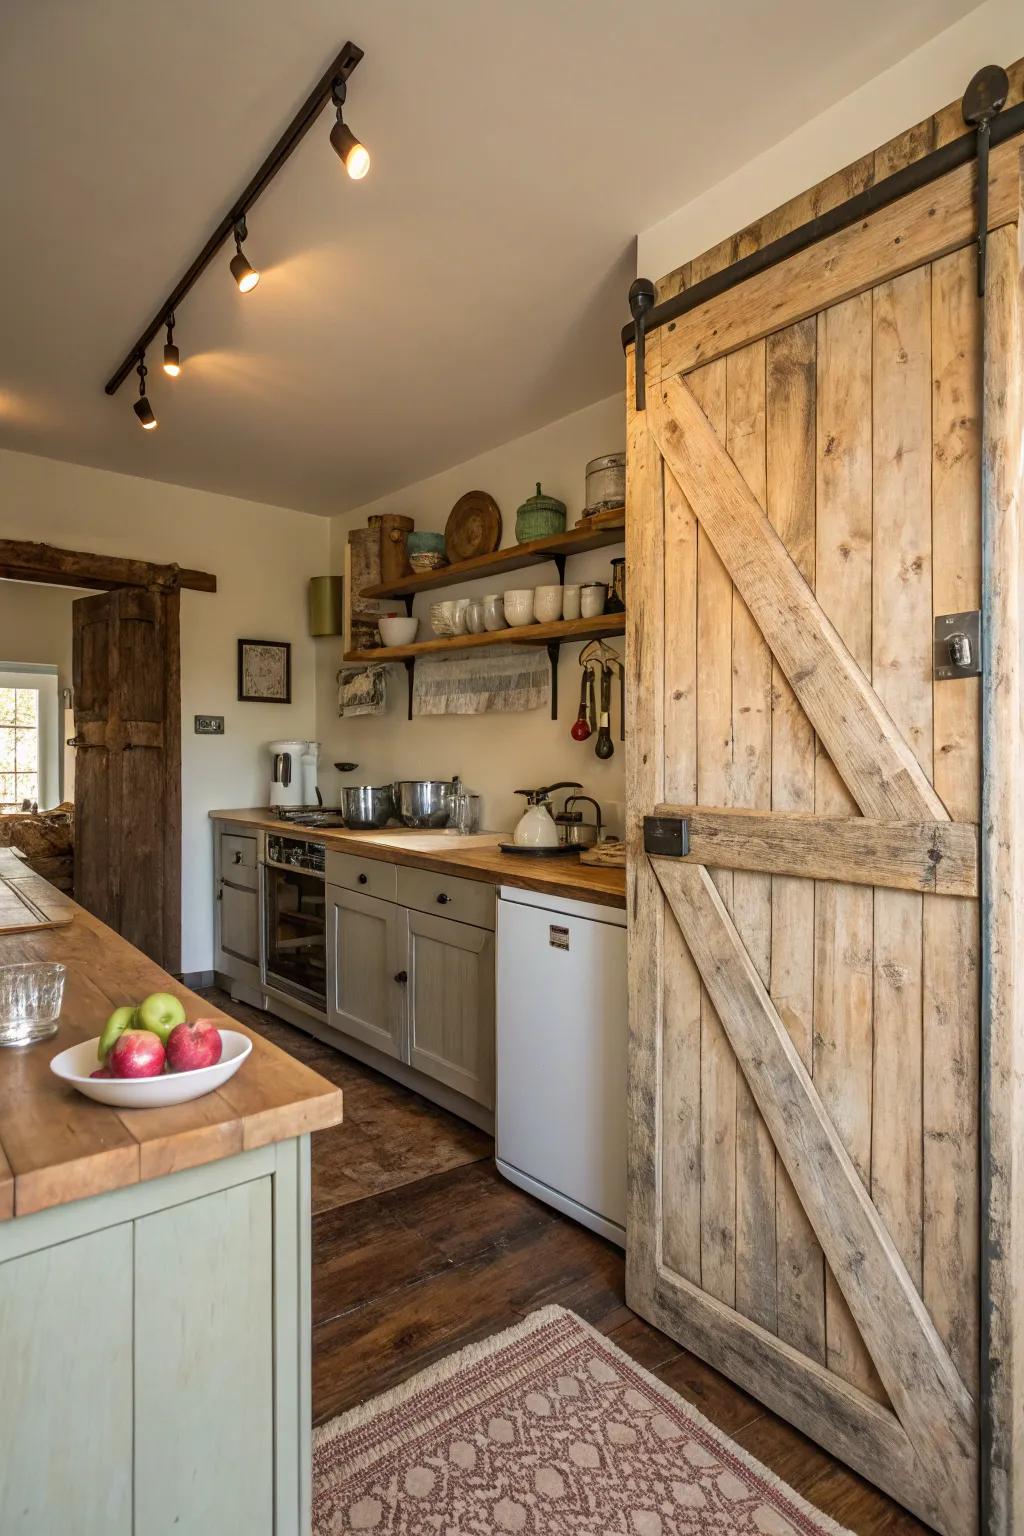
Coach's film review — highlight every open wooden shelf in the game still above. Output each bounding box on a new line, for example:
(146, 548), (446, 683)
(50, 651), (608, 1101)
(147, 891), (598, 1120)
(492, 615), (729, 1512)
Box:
(343, 611), (625, 665)
(359, 511), (625, 602)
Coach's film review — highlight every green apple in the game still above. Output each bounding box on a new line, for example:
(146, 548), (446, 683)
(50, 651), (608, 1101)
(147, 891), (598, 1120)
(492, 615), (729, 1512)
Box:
(98, 1005), (137, 1064)
(136, 991), (187, 1045)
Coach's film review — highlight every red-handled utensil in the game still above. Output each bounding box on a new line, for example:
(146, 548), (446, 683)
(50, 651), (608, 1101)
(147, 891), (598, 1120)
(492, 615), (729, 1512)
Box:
(571, 668), (592, 740)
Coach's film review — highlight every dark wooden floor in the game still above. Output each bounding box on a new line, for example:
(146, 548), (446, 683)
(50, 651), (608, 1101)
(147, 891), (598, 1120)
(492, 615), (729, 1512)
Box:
(208, 989), (933, 1536)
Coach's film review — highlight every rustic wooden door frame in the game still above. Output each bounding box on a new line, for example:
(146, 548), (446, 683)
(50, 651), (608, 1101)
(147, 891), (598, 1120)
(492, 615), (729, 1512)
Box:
(626, 144), (1024, 1534)
(2, 538), (216, 976)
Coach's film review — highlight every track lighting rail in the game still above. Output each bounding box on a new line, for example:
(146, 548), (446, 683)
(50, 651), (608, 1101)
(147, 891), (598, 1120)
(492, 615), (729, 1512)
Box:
(104, 39), (364, 396)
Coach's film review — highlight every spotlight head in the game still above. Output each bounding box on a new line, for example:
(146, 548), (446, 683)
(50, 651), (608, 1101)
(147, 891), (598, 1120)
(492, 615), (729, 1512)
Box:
(230, 219), (259, 292)
(133, 354), (157, 429)
(330, 115), (370, 180)
(162, 314), (181, 377)
(230, 252), (260, 292)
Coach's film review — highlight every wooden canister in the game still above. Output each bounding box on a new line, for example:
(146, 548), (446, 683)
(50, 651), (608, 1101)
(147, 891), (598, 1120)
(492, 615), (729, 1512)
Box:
(371, 513), (414, 583)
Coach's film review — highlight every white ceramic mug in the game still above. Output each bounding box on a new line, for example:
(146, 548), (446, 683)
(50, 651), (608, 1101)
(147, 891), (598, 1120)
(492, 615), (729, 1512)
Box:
(562, 584), (582, 621)
(533, 584), (563, 624)
(580, 582), (607, 618)
(503, 589), (536, 627)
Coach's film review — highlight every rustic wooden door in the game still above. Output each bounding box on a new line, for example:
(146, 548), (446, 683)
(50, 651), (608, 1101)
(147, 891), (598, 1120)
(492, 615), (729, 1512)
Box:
(626, 139), (1024, 1536)
(72, 587), (181, 970)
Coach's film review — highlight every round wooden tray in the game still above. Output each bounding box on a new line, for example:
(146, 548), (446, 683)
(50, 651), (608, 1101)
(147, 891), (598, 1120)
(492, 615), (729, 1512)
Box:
(445, 491), (502, 563)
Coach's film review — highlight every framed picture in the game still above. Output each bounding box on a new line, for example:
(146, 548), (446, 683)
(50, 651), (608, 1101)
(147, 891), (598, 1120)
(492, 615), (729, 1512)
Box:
(237, 639), (291, 704)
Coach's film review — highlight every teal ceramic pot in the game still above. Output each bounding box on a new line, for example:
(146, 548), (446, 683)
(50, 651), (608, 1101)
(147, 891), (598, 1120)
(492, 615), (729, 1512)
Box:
(407, 531), (446, 555)
(515, 483), (567, 543)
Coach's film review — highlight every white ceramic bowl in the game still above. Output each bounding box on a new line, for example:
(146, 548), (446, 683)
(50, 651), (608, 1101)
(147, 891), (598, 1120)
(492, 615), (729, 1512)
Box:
(50, 1029), (252, 1108)
(562, 584), (582, 620)
(533, 584), (563, 624)
(379, 615), (419, 646)
(503, 589), (536, 627)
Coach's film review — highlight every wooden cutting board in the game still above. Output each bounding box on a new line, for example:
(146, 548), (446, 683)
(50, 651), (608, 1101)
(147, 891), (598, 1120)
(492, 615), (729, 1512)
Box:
(0, 851), (74, 933)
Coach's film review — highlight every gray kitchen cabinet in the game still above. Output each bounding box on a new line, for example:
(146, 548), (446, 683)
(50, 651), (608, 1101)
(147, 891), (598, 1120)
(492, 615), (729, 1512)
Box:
(220, 878), (260, 965)
(327, 881), (408, 1061)
(326, 878), (495, 1111)
(213, 821), (262, 989)
(408, 908), (495, 1108)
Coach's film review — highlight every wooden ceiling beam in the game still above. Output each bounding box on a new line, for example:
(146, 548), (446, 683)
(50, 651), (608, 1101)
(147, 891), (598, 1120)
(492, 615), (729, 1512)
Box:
(0, 540), (216, 594)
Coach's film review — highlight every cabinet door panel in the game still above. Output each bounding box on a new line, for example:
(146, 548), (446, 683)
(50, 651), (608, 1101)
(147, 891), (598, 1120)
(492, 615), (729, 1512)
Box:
(0, 1224), (133, 1534)
(134, 1177), (274, 1535)
(327, 883), (407, 1060)
(409, 910), (495, 1107)
(220, 880), (259, 963)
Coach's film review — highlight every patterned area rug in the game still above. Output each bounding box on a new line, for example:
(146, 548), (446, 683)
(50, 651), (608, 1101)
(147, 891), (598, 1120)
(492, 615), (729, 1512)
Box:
(312, 1305), (851, 1534)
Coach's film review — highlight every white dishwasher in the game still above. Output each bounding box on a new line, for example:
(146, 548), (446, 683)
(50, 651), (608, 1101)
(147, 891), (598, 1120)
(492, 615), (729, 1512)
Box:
(495, 885), (627, 1246)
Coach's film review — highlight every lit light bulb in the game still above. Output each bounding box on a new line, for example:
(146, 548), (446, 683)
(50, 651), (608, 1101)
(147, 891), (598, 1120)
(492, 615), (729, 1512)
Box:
(330, 117), (370, 180)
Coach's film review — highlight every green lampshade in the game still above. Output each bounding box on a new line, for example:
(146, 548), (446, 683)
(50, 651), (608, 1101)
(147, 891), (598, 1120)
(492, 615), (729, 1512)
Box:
(308, 576), (344, 636)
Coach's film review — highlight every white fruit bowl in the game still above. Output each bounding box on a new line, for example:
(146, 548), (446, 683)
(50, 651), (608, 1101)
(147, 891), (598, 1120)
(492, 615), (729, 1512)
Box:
(49, 1029), (252, 1108)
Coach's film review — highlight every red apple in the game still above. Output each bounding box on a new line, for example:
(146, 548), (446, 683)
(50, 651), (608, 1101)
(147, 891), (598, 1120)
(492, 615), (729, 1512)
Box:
(108, 1029), (166, 1079)
(166, 1018), (222, 1073)
(90, 1068), (112, 1079)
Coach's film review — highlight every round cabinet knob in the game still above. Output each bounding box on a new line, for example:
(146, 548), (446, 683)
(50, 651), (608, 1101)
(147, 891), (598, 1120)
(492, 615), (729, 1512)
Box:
(357, 873), (368, 885)
(436, 892), (450, 905)
(394, 970), (408, 985)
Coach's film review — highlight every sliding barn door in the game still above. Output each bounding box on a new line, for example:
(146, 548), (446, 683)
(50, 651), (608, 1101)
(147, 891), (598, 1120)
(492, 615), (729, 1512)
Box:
(72, 587), (181, 970)
(626, 140), (1023, 1536)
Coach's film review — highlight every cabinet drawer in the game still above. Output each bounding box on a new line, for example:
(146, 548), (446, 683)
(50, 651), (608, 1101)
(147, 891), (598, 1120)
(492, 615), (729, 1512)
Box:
(397, 865), (495, 929)
(326, 851), (398, 903)
(220, 881), (259, 965)
(221, 833), (258, 890)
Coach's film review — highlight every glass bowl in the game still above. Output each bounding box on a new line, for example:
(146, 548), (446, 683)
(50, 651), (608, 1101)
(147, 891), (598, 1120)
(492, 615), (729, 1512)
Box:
(0, 961), (67, 1047)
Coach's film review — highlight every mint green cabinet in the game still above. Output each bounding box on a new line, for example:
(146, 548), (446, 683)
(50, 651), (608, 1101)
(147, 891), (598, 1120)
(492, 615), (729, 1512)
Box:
(0, 1224), (134, 1534)
(0, 1139), (310, 1535)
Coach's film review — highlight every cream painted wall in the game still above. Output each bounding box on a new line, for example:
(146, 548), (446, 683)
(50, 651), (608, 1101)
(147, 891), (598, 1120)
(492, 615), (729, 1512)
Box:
(637, 0), (1024, 280)
(0, 448), (329, 973)
(317, 394), (626, 839)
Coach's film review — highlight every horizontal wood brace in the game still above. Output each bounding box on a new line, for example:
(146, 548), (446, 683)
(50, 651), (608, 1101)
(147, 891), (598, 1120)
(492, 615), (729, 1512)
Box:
(654, 804), (978, 896)
(656, 134), (1023, 379)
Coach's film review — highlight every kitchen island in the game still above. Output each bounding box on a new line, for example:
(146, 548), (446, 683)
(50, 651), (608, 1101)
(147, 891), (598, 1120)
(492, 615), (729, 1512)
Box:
(0, 884), (342, 1536)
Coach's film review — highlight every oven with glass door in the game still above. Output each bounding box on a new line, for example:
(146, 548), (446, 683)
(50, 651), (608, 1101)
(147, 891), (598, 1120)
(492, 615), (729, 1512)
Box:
(262, 835), (327, 1014)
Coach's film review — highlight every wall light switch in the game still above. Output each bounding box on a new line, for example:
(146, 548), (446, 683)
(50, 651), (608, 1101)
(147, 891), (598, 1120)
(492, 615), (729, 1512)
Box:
(194, 715), (225, 735)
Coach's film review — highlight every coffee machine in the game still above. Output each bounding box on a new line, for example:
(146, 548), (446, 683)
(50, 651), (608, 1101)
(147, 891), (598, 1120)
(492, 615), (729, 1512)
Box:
(267, 740), (319, 808)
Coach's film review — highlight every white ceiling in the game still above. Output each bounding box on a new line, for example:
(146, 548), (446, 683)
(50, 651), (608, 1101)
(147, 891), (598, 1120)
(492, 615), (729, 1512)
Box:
(0, 0), (973, 517)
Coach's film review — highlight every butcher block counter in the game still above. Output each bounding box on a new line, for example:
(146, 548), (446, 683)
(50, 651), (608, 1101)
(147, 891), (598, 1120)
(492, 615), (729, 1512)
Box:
(0, 880), (341, 1536)
(211, 807), (627, 909)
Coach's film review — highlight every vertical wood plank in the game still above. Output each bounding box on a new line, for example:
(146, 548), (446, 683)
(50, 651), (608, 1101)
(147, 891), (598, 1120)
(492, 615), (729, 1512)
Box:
(766, 318), (825, 1362)
(871, 267), (932, 1292)
(925, 244), (981, 1398)
(661, 402), (701, 1285)
(727, 341), (777, 1335)
(0, 1224), (133, 1534)
(814, 291), (883, 1400)
(134, 1177), (275, 1534)
(691, 358), (736, 1308)
(624, 336), (667, 1317)
(980, 212), (1024, 1536)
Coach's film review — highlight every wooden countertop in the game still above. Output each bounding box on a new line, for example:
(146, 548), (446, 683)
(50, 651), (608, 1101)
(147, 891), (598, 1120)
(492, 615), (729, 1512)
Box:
(0, 892), (343, 1222)
(211, 809), (627, 910)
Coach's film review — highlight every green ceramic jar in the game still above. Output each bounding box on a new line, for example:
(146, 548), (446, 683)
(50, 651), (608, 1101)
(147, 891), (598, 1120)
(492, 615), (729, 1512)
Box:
(515, 482), (567, 544)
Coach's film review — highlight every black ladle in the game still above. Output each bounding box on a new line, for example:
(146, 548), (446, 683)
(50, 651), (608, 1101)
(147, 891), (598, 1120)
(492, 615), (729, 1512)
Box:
(595, 663), (614, 759)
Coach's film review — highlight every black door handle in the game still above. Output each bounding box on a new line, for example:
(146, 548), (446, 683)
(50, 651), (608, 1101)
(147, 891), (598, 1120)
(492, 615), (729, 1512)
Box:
(394, 970), (408, 984)
(358, 873), (368, 885)
(436, 892), (450, 905)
